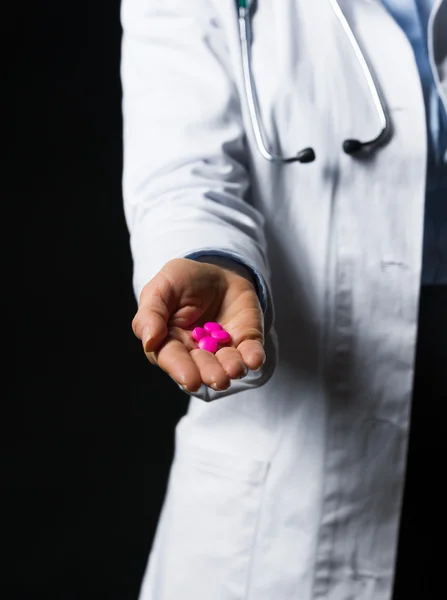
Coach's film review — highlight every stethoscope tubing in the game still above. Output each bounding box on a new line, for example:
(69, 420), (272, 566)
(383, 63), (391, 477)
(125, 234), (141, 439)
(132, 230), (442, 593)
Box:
(237, 0), (391, 163)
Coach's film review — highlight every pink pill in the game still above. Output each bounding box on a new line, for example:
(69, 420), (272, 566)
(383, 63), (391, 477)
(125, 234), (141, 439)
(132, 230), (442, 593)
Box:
(198, 336), (219, 353)
(210, 329), (231, 344)
(204, 322), (223, 333)
(192, 327), (208, 342)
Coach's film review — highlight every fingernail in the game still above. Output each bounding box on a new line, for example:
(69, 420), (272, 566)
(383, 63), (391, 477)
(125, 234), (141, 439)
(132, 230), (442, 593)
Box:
(254, 355), (266, 372)
(210, 382), (228, 391)
(142, 326), (153, 352)
(181, 385), (191, 393)
(237, 363), (249, 379)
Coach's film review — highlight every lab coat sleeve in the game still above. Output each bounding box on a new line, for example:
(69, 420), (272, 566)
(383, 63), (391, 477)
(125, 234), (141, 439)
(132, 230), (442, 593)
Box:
(120, 0), (277, 400)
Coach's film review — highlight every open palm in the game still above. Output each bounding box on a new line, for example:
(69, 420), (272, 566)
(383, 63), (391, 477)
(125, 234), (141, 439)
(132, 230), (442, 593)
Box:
(132, 258), (265, 392)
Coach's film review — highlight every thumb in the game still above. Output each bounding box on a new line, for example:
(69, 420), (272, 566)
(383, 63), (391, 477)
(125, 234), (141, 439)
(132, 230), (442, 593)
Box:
(132, 273), (175, 353)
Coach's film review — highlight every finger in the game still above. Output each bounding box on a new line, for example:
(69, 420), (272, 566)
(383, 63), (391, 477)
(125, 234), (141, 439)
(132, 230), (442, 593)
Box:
(189, 349), (231, 391)
(155, 337), (202, 392)
(215, 346), (248, 380)
(220, 300), (264, 346)
(132, 273), (175, 353)
(237, 339), (266, 372)
(221, 307), (265, 371)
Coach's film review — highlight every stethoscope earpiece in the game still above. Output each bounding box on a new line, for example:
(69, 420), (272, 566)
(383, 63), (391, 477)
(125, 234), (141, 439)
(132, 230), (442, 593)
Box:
(297, 148), (316, 163)
(342, 139), (363, 155)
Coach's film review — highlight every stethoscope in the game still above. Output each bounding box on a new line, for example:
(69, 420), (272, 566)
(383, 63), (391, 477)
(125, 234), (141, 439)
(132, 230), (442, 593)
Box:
(237, 0), (391, 163)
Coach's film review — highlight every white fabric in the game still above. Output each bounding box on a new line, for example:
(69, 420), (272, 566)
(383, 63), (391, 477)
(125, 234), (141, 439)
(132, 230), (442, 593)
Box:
(120, 0), (447, 598)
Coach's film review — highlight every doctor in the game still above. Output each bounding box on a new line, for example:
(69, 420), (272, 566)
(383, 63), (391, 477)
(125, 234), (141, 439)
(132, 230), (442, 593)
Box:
(120, 0), (446, 598)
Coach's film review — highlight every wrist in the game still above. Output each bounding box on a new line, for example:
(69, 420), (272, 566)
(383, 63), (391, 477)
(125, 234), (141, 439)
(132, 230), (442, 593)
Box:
(195, 255), (256, 287)
(181, 250), (269, 318)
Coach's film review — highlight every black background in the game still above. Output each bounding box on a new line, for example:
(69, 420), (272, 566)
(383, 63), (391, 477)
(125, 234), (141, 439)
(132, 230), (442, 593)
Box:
(7, 2), (188, 598)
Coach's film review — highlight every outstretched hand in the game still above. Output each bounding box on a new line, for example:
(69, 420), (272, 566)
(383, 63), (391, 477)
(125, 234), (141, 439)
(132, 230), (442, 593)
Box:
(131, 258), (265, 392)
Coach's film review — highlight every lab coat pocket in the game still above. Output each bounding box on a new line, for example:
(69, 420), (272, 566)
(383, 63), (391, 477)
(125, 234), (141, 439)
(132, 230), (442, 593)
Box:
(151, 429), (270, 600)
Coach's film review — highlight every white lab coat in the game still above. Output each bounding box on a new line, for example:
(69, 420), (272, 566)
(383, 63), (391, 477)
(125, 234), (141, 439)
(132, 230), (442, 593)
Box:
(120, 0), (447, 598)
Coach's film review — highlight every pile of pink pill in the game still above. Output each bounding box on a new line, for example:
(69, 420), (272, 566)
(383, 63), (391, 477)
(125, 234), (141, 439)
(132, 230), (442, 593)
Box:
(192, 322), (232, 354)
